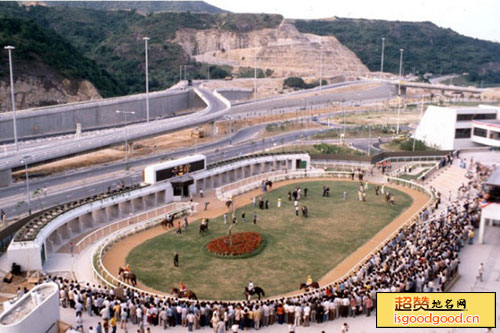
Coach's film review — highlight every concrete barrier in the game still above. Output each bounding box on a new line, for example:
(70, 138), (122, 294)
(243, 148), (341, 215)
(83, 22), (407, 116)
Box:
(0, 89), (204, 142)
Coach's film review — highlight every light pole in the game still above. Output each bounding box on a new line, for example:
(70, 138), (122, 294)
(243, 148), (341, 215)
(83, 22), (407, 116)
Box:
(5, 46), (19, 151)
(116, 110), (135, 165)
(413, 95), (425, 151)
(368, 126), (372, 156)
(380, 37), (385, 73)
(397, 48), (404, 134)
(319, 44), (323, 90)
(143, 37), (150, 123)
(20, 155), (32, 215)
(399, 48), (404, 78)
(254, 47), (257, 104)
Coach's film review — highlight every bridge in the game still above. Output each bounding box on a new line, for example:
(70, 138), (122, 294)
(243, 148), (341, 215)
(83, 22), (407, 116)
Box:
(387, 80), (483, 95)
(0, 80), (395, 186)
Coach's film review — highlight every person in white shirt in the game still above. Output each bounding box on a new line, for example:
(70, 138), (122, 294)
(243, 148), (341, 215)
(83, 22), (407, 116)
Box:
(248, 280), (254, 293)
(187, 311), (195, 331)
(303, 304), (311, 327)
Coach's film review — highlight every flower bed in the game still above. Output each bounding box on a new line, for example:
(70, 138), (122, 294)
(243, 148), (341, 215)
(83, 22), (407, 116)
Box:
(206, 232), (263, 257)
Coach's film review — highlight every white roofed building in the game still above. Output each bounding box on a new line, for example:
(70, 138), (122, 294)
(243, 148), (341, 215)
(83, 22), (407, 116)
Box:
(414, 105), (500, 150)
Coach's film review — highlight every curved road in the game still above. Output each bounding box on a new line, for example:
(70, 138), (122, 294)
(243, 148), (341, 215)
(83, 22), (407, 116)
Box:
(0, 80), (395, 171)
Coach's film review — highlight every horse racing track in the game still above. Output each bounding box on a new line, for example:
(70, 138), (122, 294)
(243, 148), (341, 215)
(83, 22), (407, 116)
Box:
(125, 180), (413, 300)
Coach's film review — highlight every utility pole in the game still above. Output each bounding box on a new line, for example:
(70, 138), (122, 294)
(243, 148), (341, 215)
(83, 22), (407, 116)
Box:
(5, 46), (18, 151)
(380, 37), (385, 73)
(397, 48), (404, 134)
(254, 47), (257, 104)
(143, 37), (150, 123)
(319, 45), (323, 90)
(368, 126), (372, 156)
(21, 156), (32, 215)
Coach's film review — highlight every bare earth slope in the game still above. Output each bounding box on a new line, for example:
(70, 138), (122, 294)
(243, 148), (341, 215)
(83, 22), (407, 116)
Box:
(175, 20), (369, 79)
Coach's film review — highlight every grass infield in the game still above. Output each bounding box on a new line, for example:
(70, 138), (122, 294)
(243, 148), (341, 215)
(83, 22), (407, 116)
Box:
(127, 181), (412, 300)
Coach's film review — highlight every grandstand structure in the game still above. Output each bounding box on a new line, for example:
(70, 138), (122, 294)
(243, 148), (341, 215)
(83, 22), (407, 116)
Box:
(0, 149), (497, 332)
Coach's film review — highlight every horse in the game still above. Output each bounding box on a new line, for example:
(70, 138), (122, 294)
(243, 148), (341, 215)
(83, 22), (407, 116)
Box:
(225, 199), (233, 209)
(244, 286), (265, 300)
(199, 218), (209, 235)
(170, 287), (198, 300)
(300, 281), (320, 291)
(118, 267), (137, 286)
(161, 215), (174, 229)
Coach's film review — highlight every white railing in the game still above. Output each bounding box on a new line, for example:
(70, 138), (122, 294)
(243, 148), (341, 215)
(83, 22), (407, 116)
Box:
(388, 161), (439, 181)
(311, 161), (372, 171)
(418, 162), (441, 182)
(75, 202), (193, 254)
(380, 155), (444, 163)
(314, 176), (435, 294)
(216, 169), (354, 201)
(92, 173), (434, 303)
(91, 202), (197, 295)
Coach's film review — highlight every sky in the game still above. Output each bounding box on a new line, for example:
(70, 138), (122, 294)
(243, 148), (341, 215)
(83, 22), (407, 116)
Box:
(206, 0), (500, 42)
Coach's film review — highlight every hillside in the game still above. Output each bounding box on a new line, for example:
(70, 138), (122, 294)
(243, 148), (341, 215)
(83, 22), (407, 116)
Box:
(294, 18), (500, 84)
(0, 16), (124, 110)
(0, 2), (285, 95)
(43, 1), (228, 14)
(176, 20), (368, 78)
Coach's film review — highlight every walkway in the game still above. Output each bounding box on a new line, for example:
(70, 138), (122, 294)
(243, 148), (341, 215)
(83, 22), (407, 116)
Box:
(58, 223), (500, 333)
(426, 164), (468, 204)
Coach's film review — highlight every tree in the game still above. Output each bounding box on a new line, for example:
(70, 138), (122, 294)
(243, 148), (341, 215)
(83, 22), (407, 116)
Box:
(283, 77), (305, 89)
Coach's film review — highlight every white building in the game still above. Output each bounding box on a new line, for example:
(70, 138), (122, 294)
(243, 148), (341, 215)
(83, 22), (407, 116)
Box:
(479, 169), (500, 244)
(414, 105), (500, 150)
(0, 282), (59, 333)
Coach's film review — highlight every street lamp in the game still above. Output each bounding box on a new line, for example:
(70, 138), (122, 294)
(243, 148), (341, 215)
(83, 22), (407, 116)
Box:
(319, 44), (323, 91)
(368, 126), (372, 156)
(143, 37), (150, 123)
(20, 155), (32, 215)
(116, 110), (135, 165)
(397, 48), (404, 134)
(398, 48), (404, 78)
(254, 47), (258, 104)
(4, 46), (18, 151)
(380, 37), (385, 73)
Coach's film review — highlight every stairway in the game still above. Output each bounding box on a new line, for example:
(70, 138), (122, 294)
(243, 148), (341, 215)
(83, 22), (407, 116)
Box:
(426, 164), (468, 204)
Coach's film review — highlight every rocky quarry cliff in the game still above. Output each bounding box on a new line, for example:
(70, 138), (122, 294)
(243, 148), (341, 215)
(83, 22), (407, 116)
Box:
(0, 71), (101, 111)
(175, 20), (369, 79)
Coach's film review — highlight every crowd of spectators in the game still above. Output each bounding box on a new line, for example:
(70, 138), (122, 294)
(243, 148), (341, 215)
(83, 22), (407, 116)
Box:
(44, 162), (493, 333)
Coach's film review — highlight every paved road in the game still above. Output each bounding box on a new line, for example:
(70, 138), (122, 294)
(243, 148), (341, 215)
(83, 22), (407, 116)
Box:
(0, 80), (396, 171)
(0, 125), (347, 220)
(0, 87), (229, 171)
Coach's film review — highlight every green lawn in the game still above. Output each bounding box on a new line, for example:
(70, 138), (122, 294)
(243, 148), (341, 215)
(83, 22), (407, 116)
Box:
(127, 181), (412, 300)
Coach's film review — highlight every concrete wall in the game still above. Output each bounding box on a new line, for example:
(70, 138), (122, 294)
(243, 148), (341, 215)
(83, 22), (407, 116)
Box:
(414, 106), (457, 150)
(217, 89), (253, 102)
(0, 282), (59, 333)
(0, 89), (205, 142)
(0, 169), (11, 187)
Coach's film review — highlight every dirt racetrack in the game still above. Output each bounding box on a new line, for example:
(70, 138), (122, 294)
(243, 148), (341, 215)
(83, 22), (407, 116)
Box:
(102, 178), (428, 298)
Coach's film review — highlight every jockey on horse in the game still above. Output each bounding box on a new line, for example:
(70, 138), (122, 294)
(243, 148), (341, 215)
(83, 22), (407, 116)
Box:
(248, 280), (255, 294)
(179, 281), (186, 297)
(306, 275), (313, 287)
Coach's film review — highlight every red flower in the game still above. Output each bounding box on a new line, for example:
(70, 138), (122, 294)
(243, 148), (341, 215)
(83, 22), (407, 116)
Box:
(206, 232), (262, 256)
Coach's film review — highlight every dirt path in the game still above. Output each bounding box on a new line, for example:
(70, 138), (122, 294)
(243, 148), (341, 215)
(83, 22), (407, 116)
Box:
(102, 178), (428, 297)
